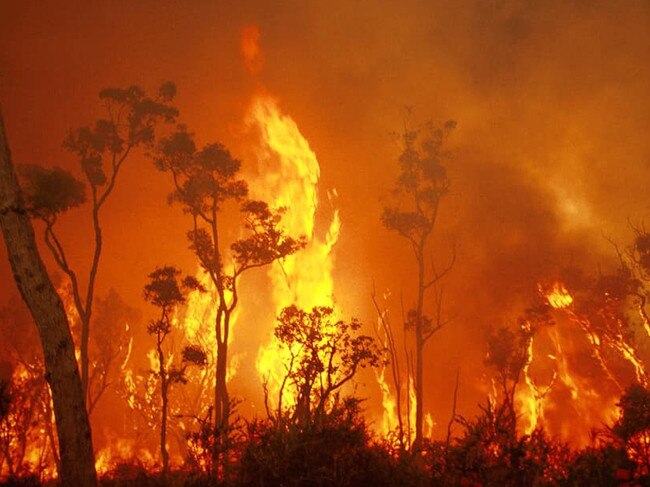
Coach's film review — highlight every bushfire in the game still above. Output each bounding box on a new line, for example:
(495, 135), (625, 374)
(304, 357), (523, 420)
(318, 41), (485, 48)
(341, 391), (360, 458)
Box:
(2, 3), (650, 486)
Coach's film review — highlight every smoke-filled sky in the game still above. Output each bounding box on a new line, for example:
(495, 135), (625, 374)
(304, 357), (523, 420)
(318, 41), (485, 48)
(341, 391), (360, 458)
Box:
(1, 0), (650, 438)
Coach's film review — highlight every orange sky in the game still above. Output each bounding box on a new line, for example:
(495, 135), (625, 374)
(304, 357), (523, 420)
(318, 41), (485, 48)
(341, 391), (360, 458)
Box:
(2, 0), (650, 442)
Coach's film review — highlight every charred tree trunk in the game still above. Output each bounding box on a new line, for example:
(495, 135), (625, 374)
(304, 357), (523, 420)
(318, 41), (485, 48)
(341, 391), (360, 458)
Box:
(0, 109), (97, 485)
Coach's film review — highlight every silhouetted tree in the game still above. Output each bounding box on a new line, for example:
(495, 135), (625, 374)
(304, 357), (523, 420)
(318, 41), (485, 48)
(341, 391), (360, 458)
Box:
(381, 119), (456, 450)
(143, 266), (207, 482)
(154, 126), (304, 478)
(557, 266), (648, 389)
(609, 225), (650, 366)
(485, 324), (533, 419)
(266, 305), (382, 427)
(20, 83), (178, 409)
(0, 108), (96, 485)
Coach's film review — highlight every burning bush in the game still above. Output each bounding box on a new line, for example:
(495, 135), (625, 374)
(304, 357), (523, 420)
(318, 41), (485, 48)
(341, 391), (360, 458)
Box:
(431, 401), (570, 486)
(240, 398), (422, 487)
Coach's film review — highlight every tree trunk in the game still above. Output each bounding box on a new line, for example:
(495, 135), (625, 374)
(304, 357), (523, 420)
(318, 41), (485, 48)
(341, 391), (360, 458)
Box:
(0, 108), (97, 486)
(413, 244), (425, 451)
(212, 337), (230, 479)
(160, 380), (169, 481)
(158, 337), (169, 482)
(414, 327), (424, 451)
(82, 204), (103, 401)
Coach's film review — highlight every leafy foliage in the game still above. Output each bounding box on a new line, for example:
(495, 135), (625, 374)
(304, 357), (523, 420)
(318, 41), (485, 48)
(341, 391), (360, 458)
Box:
(267, 305), (383, 427)
(486, 326), (532, 386)
(18, 165), (85, 220)
(155, 126), (247, 217)
(381, 120), (455, 244)
(612, 383), (650, 443)
(143, 266), (186, 311)
(64, 84), (178, 191)
(155, 126), (304, 285)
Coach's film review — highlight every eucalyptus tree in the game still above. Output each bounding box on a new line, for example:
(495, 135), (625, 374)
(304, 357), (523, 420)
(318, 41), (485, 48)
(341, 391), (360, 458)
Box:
(143, 266), (207, 481)
(381, 120), (456, 450)
(154, 126), (304, 477)
(20, 83), (178, 409)
(269, 305), (382, 427)
(0, 108), (97, 486)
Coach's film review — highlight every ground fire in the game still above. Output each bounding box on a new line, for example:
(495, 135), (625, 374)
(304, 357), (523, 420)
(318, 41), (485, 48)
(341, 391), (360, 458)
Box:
(1, 2), (650, 486)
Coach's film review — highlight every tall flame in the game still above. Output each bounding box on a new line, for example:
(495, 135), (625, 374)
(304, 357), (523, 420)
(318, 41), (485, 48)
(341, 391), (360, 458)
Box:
(247, 94), (341, 411)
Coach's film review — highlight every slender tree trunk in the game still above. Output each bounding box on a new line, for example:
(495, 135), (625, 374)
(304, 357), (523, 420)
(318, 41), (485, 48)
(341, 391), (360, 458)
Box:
(80, 315), (90, 400)
(0, 109), (97, 486)
(157, 335), (169, 482)
(81, 205), (103, 400)
(212, 337), (229, 478)
(160, 380), (169, 481)
(414, 244), (425, 451)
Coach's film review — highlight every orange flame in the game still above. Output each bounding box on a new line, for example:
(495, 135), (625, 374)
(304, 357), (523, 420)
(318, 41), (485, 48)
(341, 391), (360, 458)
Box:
(543, 282), (574, 309)
(247, 94), (341, 411)
(375, 365), (398, 435)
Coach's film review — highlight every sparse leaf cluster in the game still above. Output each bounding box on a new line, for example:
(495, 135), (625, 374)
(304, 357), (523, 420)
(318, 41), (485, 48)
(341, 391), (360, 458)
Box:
(17, 83), (178, 411)
(153, 123), (305, 478)
(268, 305), (383, 427)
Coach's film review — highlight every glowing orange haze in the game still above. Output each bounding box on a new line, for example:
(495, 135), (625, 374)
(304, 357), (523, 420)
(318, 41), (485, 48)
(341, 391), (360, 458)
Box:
(1, 1), (650, 478)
